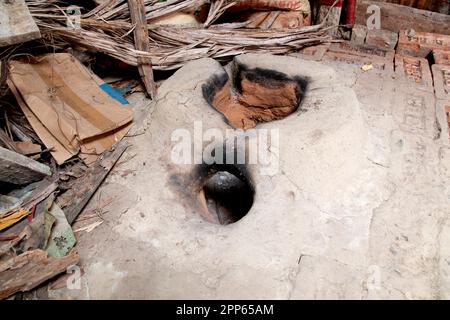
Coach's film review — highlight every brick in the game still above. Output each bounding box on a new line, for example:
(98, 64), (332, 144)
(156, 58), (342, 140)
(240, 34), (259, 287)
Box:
(397, 30), (450, 58)
(433, 49), (450, 66)
(356, 0), (450, 35)
(392, 90), (436, 138)
(290, 44), (330, 61)
(396, 44), (432, 59)
(323, 51), (384, 70)
(324, 42), (394, 70)
(394, 54), (433, 91)
(432, 64), (450, 100)
(330, 42), (395, 61)
(365, 29), (398, 50)
(350, 24), (367, 46)
(398, 30), (450, 52)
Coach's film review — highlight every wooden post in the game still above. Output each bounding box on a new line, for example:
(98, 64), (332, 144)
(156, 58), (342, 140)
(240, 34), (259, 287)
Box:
(56, 141), (129, 224)
(318, 0), (344, 37)
(128, 0), (156, 99)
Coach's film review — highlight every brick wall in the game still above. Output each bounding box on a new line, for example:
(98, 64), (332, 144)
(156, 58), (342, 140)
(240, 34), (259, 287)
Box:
(375, 0), (449, 14)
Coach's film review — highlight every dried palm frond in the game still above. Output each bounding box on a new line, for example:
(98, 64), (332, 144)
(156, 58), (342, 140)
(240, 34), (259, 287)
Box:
(25, 0), (334, 70)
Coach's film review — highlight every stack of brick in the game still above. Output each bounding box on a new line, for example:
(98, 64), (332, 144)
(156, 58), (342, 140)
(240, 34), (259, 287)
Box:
(391, 52), (437, 139)
(350, 27), (450, 138)
(393, 30), (450, 139)
(396, 31), (450, 138)
(292, 24), (450, 138)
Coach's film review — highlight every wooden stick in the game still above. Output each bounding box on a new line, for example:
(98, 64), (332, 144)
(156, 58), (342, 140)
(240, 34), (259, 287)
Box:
(128, 0), (156, 99)
(0, 249), (79, 299)
(56, 141), (129, 224)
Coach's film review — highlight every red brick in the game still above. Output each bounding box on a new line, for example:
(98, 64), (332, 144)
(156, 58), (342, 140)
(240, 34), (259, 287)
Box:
(396, 45), (431, 58)
(433, 49), (450, 66)
(446, 105), (450, 114)
(395, 54), (433, 91)
(324, 42), (394, 70)
(392, 90), (436, 138)
(355, 1), (450, 35)
(397, 30), (450, 57)
(432, 64), (450, 100)
(399, 30), (450, 49)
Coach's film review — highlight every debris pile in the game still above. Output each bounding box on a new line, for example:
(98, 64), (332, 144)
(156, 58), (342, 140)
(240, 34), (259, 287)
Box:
(0, 50), (131, 298)
(1, 1), (139, 297)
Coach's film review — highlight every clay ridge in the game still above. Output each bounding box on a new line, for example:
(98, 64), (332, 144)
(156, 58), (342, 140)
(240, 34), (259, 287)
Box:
(202, 63), (308, 129)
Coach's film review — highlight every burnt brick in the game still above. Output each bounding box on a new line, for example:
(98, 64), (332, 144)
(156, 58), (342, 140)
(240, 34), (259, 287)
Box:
(395, 54), (433, 91)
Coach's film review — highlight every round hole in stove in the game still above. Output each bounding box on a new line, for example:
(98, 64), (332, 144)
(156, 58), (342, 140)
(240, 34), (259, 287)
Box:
(199, 164), (254, 225)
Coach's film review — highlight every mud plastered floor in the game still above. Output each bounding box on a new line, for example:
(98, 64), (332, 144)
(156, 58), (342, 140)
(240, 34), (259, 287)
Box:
(53, 54), (450, 300)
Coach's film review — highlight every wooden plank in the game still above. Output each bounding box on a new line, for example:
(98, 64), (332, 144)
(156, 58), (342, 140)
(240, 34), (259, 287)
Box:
(0, 249), (78, 299)
(0, 180), (57, 237)
(318, 0), (344, 37)
(56, 141), (129, 224)
(398, 29), (450, 51)
(356, 0), (450, 35)
(128, 0), (156, 99)
(0, 146), (51, 185)
(0, 0), (41, 47)
(0, 60), (8, 97)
